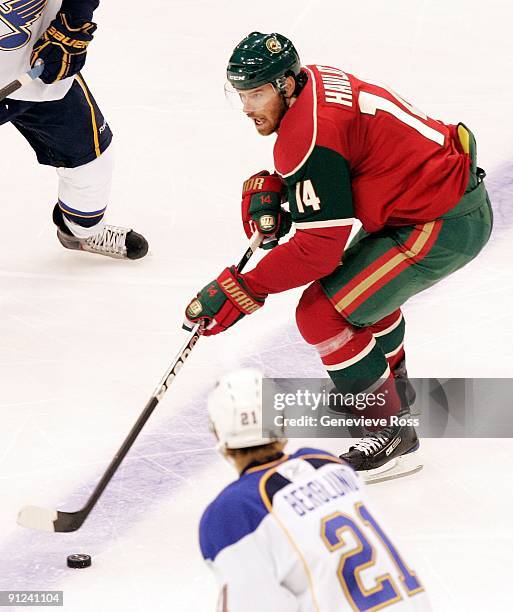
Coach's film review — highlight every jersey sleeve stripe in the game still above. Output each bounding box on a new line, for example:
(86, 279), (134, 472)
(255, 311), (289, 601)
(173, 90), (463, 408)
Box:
(294, 218), (354, 229)
(279, 66), (318, 178)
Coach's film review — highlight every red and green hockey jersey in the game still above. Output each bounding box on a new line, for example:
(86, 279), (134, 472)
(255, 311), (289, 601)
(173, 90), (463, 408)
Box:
(243, 64), (470, 297)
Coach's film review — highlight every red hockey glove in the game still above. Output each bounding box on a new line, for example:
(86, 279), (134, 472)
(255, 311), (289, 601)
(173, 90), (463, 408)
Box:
(185, 267), (266, 336)
(242, 170), (292, 250)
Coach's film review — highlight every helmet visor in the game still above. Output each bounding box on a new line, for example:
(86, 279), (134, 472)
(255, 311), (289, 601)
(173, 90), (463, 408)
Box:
(224, 81), (279, 113)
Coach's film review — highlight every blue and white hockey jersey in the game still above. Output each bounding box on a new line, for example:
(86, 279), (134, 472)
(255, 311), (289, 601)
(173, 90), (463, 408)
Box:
(200, 448), (430, 611)
(0, 0), (98, 101)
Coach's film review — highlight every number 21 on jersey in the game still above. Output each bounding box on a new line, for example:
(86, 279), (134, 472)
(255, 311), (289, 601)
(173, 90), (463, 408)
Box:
(320, 502), (423, 610)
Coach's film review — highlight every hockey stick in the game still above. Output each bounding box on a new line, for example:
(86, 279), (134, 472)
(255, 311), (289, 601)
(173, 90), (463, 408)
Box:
(17, 230), (263, 533)
(0, 61), (44, 103)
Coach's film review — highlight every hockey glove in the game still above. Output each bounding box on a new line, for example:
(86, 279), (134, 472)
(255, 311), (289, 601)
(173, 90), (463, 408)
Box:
(185, 267), (266, 336)
(31, 13), (97, 84)
(242, 170), (292, 250)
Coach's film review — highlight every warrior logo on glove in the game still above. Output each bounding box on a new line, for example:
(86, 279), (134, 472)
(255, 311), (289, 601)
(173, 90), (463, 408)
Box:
(259, 214), (277, 232)
(185, 267), (266, 336)
(186, 299), (204, 319)
(241, 170), (292, 250)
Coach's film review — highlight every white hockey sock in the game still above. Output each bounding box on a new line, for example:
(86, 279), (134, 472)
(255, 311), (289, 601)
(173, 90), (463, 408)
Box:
(57, 145), (114, 238)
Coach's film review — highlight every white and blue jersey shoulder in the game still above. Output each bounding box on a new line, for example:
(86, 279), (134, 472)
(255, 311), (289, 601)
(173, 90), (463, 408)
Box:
(200, 447), (430, 612)
(199, 448), (345, 612)
(200, 456), (300, 611)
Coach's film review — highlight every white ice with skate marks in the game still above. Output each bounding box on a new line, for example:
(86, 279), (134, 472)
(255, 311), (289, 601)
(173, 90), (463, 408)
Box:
(1, 0), (513, 611)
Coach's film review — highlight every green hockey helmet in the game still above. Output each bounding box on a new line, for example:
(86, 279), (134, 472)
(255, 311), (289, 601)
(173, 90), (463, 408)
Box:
(227, 32), (301, 91)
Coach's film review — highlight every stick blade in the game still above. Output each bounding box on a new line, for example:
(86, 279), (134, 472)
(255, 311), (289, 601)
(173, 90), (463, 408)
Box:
(17, 505), (57, 532)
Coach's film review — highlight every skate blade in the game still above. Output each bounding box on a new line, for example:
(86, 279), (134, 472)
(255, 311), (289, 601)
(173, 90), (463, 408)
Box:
(362, 451), (423, 485)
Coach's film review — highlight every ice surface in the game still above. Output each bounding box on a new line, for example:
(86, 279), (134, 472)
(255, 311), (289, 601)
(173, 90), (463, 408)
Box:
(1, 0), (512, 610)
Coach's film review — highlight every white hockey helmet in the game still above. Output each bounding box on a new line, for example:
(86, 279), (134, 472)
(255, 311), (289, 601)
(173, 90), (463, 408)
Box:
(207, 368), (284, 450)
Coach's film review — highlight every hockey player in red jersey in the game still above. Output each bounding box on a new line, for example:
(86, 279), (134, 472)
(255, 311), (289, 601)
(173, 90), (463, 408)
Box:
(185, 32), (493, 480)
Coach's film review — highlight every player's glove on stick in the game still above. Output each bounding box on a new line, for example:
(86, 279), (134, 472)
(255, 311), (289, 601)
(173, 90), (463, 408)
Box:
(31, 13), (97, 84)
(242, 170), (292, 250)
(185, 267), (266, 336)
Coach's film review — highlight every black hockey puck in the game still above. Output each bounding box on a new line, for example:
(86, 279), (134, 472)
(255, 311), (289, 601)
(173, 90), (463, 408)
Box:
(67, 554), (92, 569)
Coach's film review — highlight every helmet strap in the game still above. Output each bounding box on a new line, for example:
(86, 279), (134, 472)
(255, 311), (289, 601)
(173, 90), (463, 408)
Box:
(275, 75), (288, 94)
(274, 76), (294, 109)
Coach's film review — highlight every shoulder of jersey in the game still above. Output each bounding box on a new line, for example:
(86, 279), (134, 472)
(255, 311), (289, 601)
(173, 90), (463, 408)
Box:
(288, 447), (340, 461)
(274, 64), (356, 178)
(199, 470), (270, 562)
(199, 449), (348, 561)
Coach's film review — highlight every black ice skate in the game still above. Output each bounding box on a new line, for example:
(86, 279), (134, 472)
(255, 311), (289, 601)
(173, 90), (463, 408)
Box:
(339, 360), (422, 483)
(53, 204), (148, 260)
(339, 413), (422, 483)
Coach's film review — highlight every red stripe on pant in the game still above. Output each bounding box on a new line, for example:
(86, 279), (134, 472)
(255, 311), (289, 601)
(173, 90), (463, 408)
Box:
(333, 221), (443, 317)
(331, 225), (426, 302)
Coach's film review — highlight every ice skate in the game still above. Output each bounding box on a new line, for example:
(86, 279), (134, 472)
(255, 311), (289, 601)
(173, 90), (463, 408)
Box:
(339, 412), (422, 484)
(53, 204), (148, 260)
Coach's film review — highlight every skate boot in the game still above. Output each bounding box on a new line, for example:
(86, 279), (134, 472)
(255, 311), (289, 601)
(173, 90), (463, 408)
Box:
(340, 358), (423, 482)
(339, 410), (421, 483)
(53, 204), (148, 260)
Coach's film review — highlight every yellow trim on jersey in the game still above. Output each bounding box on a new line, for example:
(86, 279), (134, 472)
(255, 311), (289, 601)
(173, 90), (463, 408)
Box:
(259, 467), (322, 612)
(75, 74), (101, 158)
(246, 452), (343, 476)
(255, 453), (344, 612)
(245, 454), (290, 475)
(321, 509), (402, 612)
(335, 221), (437, 312)
(287, 453), (344, 465)
(356, 503), (425, 597)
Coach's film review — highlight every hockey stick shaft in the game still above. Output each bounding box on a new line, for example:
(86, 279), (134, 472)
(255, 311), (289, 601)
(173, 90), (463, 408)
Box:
(73, 230), (263, 518)
(18, 231), (262, 532)
(0, 61), (44, 103)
